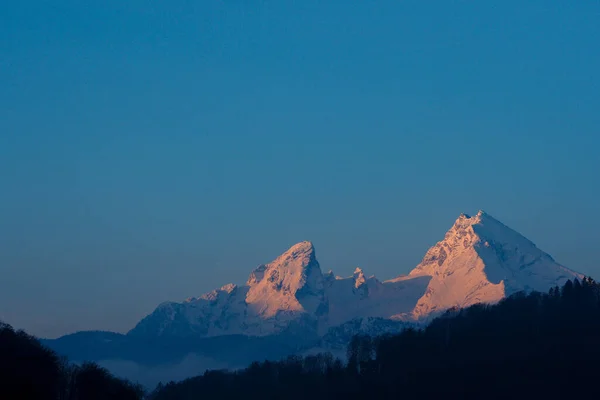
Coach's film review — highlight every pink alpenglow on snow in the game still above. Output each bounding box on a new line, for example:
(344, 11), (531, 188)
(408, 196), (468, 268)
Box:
(408, 211), (582, 318)
(129, 211), (582, 338)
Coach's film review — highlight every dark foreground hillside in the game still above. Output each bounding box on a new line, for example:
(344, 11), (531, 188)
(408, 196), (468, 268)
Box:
(0, 322), (144, 400)
(149, 277), (600, 400)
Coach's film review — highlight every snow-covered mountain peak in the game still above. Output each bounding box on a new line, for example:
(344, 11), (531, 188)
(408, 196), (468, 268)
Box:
(438, 210), (532, 252)
(408, 211), (581, 318)
(450, 209), (488, 231)
(261, 241), (319, 280)
(246, 242), (317, 286)
(412, 211), (551, 280)
(281, 240), (315, 259)
(245, 241), (326, 318)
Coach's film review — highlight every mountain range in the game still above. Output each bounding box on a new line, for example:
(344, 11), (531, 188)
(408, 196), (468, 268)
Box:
(44, 210), (582, 386)
(128, 210), (581, 337)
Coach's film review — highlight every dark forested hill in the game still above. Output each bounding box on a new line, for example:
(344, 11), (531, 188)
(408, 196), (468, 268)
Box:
(148, 277), (600, 400)
(0, 322), (144, 400)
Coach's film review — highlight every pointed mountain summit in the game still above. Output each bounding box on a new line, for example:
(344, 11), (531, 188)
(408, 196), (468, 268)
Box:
(246, 241), (327, 318)
(129, 241), (327, 337)
(408, 210), (582, 318)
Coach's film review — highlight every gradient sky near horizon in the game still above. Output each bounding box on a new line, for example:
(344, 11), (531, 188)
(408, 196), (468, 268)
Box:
(1, 1), (599, 338)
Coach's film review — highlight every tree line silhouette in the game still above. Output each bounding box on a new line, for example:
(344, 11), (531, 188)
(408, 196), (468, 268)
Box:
(4, 277), (600, 399)
(0, 322), (144, 400)
(148, 277), (600, 400)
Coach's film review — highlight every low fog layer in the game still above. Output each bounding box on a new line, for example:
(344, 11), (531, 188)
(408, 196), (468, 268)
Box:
(98, 354), (231, 389)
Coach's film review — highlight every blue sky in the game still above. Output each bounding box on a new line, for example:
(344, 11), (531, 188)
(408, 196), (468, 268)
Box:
(1, 1), (599, 338)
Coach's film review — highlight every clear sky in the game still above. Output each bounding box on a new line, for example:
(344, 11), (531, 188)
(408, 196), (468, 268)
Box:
(1, 1), (599, 338)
